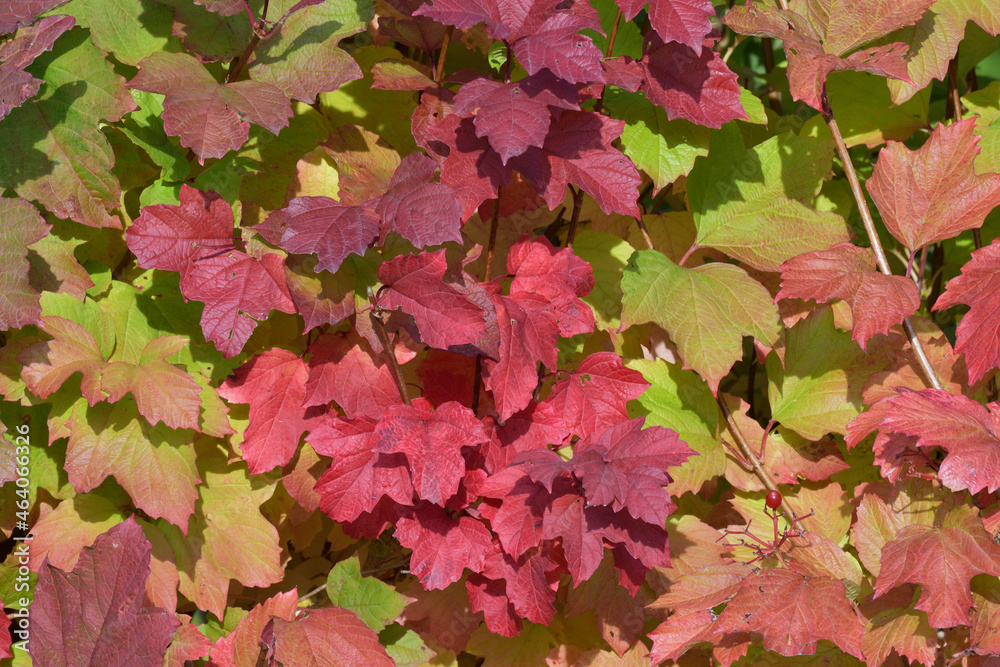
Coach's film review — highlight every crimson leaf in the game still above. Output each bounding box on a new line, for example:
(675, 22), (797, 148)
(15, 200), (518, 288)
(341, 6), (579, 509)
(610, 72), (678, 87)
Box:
(265, 197), (379, 274)
(376, 152), (464, 247)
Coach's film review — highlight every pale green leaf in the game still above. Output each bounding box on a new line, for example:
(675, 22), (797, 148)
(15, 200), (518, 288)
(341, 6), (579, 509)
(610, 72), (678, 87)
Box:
(326, 556), (408, 632)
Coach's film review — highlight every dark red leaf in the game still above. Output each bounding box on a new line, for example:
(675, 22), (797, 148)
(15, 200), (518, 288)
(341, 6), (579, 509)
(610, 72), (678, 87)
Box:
(467, 574), (521, 636)
(376, 153), (464, 247)
(513, 13), (605, 84)
(454, 73), (579, 164)
(265, 197), (379, 274)
(508, 110), (642, 218)
(0, 197), (49, 330)
(542, 493), (612, 582)
(0, 14), (75, 68)
(0, 0), (69, 33)
(617, 0), (715, 54)
(0, 64), (41, 120)
(601, 56), (644, 92)
(304, 332), (402, 418)
(32, 518), (179, 667)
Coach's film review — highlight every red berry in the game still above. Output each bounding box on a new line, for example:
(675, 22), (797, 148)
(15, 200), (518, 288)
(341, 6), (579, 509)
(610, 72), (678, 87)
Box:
(765, 490), (782, 509)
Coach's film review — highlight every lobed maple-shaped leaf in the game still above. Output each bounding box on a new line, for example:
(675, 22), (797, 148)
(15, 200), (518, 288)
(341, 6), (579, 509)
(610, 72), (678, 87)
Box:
(468, 544), (562, 631)
(304, 331), (401, 418)
(272, 608), (394, 667)
(935, 237), (1000, 384)
(379, 250), (490, 351)
(777, 242), (920, 349)
(374, 400), (488, 505)
(414, 0), (599, 43)
(714, 568), (864, 659)
(376, 153), (464, 247)
(621, 249), (781, 394)
(127, 51), (292, 162)
(725, 0), (932, 111)
(218, 348), (318, 474)
(326, 556), (408, 631)
(0, 198), (47, 330)
(543, 352), (649, 440)
(508, 110), (642, 218)
(876, 389), (1000, 495)
(640, 34), (747, 129)
(867, 118), (1000, 251)
(265, 197), (379, 274)
(311, 416), (413, 522)
(454, 73), (579, 164)
(32, 518), (179, 667)
(875, 509), (1000, 627)
(615, 0), (714, 54)
(859, 586), (937, 667)
(513, 13), (605, 84)
(396, 504), (495, 589)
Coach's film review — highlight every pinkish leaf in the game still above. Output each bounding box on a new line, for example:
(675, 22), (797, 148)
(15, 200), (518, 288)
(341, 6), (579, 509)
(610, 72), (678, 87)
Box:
(266, 197), (379, 274)
(376, 153), (464, 247)
(396, 504), (495, 589)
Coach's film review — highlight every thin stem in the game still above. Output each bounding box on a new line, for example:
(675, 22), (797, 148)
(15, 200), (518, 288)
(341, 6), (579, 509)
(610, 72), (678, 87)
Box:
(946, 57), (962, 121)
(228, 34), (262, 83)
(719, 396), (802, 530)
(974, 228), (983, 250)
(648, 182), (672, 213)
(434, 26), (454, 83)
(826, 113), (944, 391)
(593, 8), (623, 114)
(471, 187), (503, 415)
(916, 245), (928, 292)
(761, 37), (782, 114)
(504, 42), (512, 83)
(369, 309), (412, 405)
(677, 243), (699, 267)
(635, 217), (654, 250)
(746, 359), (757, 419)
(566, 185), (584, 247)
(928, 242), (945, 309)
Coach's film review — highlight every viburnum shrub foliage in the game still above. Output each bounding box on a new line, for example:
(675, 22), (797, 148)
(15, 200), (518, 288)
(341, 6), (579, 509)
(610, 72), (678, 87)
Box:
(6, 0), (1000, 665)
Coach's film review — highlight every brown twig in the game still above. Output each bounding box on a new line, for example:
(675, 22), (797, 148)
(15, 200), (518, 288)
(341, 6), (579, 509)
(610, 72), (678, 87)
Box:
(471, 187), (503, 415)
(434, 26), (454, 83)
(369, 306), (412, 405)
(719, 396), (803, 531)
(566, 185), (584, 247)
(825, 111), (944, 391)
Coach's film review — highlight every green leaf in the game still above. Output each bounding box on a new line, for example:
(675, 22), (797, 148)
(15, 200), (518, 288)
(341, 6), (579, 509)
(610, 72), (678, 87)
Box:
(605, 89), (712, 193)
(119, 91), (190, 182)
(827, 71), (930, 149)
(59, 0), (175, 66)
(572, 230), (636, 331)
(767, 306), (892, 441)
(0, 29), (136, 229)
(488, 41), (508, 72)
(620, 249), (781, 393)
(626, 358), (725, 496)
(380, 624), (437, 667)
(586, 0), (642, 58)
(686, 123), (850, 271)
(326, 556), (408, 632)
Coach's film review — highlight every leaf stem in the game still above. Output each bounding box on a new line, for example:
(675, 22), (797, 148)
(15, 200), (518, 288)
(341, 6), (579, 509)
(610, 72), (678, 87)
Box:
(946, 56), (962, 122)
(718, 396), (803, 531)
(593, 8), (622, 114)
(566, 185), (584, 247)
(472, 186), (504, 415)
(369, 308), (412, 405)
(434, 26), (454, 83)
(825, 112), (944, 391)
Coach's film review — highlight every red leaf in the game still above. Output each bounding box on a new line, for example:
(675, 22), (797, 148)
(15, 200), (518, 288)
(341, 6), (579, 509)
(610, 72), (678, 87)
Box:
(374, 400), (488, 505)
(304, 332), (402, 418)
(210, 590), (298, 667)
(480, 473), (554, 559)
(414, 0), (599, 42)
(467, 574), (521, 636)
(265, 197), (379, 274)
(272, 608), (394, 667)
(542, 493), (612, 582)
(127, 185), (294, 357)
(479, 545), (561, 626)
(543, 352), (649, 439)
(395, 504), (495, 589)
(714, 568), (864, 659)
(617, 0), (715, 54)
(513, 13), (605, 84)
(127, 52), (292, 163)
(218, 348), (317, 473)
(0, 0), (69, 33)
(0, 14), (75, 120)
(376, 153), (464, 247)
(777, 242), (920, 349)
(0, 64), (42, 120)
(640, 34), (747, 129)
(874, 511), (1000, 627)
(379, 250), (490, 352)
(878, 389), (1000, 494)
(32, 518), (179, 667)
(868, 118), (1000, 251)
(312, 417), (414, 523)
(454, 73), (579, 164)
(509, 110), (642, 218)
(935, 237), (1000, 384)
